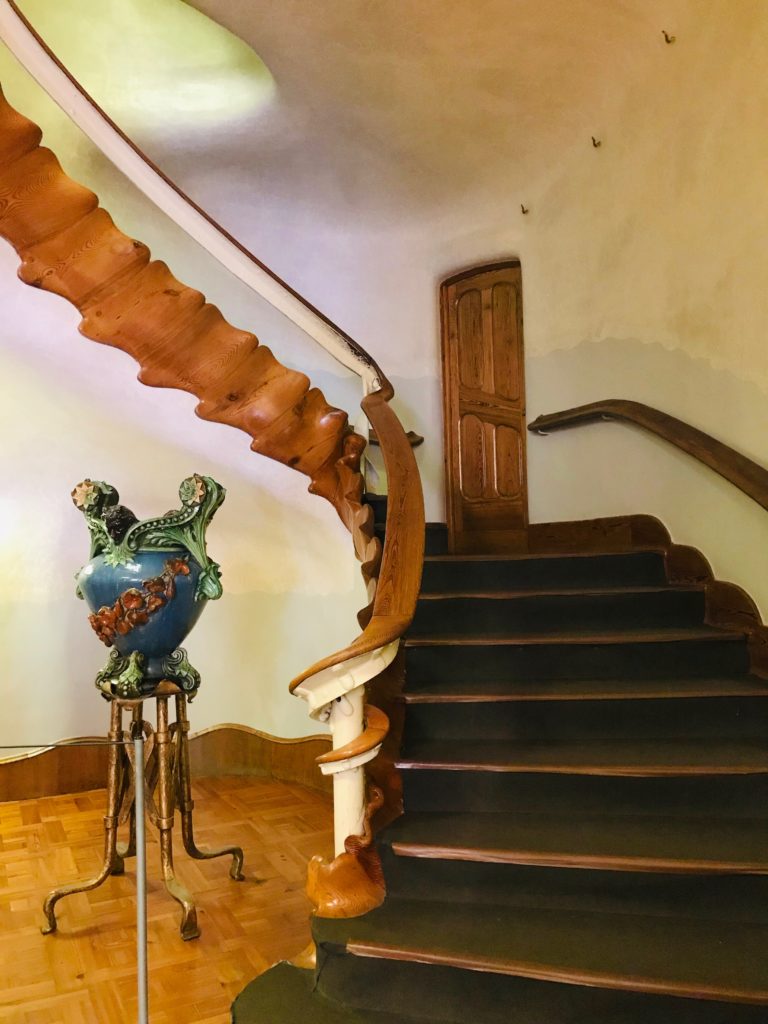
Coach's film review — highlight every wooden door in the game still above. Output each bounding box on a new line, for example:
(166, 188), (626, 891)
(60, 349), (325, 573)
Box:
(440, 261), (528, 553)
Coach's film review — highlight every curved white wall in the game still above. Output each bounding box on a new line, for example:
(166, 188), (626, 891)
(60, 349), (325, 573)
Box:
(3, 0), (768, 756)
(0, 29), (365, 752)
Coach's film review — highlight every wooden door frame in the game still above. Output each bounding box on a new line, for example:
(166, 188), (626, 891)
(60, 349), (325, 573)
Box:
(439, 258), (528, 553)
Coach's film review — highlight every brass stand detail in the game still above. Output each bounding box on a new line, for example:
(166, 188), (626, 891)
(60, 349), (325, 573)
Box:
(42, 682), (244, 941)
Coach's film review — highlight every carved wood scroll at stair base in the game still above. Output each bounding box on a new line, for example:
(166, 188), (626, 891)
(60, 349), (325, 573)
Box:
(307, 786), (385, 919)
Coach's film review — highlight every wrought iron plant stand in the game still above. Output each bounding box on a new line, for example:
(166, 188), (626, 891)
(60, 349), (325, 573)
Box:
(42, 475), (244, 941)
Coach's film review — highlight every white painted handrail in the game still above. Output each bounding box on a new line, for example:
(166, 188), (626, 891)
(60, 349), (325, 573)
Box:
(0, 0), (382, 390)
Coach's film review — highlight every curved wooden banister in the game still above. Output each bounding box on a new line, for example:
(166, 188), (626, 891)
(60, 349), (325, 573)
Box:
(529, 399), (768, 514)
(290, 388), (425, 691)
(0, 0), (385, 390)
(0, 32), (425, 901)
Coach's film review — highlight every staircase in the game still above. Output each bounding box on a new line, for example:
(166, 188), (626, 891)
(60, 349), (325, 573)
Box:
(234, 520), (768, 1022)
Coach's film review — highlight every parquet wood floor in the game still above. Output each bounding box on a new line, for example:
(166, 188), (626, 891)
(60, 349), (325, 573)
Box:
(0, 776), (333, 1023)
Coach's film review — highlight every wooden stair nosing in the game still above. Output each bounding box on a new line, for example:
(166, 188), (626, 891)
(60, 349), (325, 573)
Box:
(396, 760), (768, 778)
(346, 941), (768, 1007)
(396, 737), (768, 777)
(423, 549), (667, 564)
(404, 628), (742, 647)
(417, 585), (702, 600)
(402, 678), (768, 703)
(389, 841), (768, 876)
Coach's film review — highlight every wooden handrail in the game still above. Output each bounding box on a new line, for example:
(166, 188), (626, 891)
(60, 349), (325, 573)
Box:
(315, 705), (389, 766)
(290, 386), (426, 692)
(0, 10), (424, 909)
(529, 399), (768, 513)
(0, 78), (424, 712)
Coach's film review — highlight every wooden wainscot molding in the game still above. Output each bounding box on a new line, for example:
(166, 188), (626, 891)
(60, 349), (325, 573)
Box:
(527, 515), (671, 555)
(307, 786), (385, 919)
(664, 544), (712, 585)
(704, 580), (762, 633)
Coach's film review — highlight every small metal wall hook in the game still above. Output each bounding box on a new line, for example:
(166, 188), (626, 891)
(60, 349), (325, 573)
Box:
(591, 136), (602, 148)
(521, 203), (529, 215)
(662, 29), (676, 44)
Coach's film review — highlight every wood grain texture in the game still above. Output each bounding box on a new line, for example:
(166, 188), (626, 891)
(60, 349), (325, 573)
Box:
(529, 399), (768, 515)
(315, 706), (389, 766)
(0, 82), (384, 627)
(306, 786), (385, 919)
(0, 84), (429, 709)
(290, 389), (425, 689)
(0, 725), (332, 803)
(0, 775), (332, 1023)
(440, 262), (528, 554)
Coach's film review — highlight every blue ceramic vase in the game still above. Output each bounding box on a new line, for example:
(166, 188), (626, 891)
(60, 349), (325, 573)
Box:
(72, 474), (225, 699)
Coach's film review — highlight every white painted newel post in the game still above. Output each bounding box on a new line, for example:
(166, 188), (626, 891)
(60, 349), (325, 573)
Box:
(324, 686), (367, 856)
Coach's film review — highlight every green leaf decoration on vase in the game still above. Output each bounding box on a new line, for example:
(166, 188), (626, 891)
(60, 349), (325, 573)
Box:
(72, 474), (225, 601)
(72, 475), (226, 698)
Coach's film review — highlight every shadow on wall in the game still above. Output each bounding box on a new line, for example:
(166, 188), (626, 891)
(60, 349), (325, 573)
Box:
(13, 0), (275, 140)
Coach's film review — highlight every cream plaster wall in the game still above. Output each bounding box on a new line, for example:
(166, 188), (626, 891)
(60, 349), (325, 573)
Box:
(185, 0), (768, 611)
(0, 22), (366, 751)
(2, 0), (768, 756)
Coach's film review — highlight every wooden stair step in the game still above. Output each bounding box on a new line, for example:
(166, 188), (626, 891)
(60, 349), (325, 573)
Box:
(384, 811), (768, 873)
(396, 737), (768, 776)
(423, 550), (665, 563)
(411, 589), (708, 635)
(417, 585), (700, 599)
(316, 896), (768, 1004)
(314, 953), (768, 1024)
(403, 675), (768, 702)
(405, 626), (740, 647)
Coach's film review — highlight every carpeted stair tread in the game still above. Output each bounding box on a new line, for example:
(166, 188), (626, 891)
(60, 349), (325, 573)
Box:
(397, 737), (768, 775)
(411, 589), (707, 635)
(405, 625), (738, 646)
(315, 955), (768, 1024)
(402, 769), (768, 816)
(382, 810), (768, 872)
(315, 896), (768, 1003)
(232, 962), (426, 1023)
(403, 675), (768, 702)
(421, 551), (668, 590)
(418, 585), (700, 598)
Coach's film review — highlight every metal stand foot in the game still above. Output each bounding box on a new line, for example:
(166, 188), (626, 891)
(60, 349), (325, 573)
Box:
(41, 681), (244, 940)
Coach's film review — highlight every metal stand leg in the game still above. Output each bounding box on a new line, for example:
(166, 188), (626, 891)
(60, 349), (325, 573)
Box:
(42, 701), (127, 933)
(156, 695), (200, 941)
(175, 694), (245, 881)
(116, 704), (143, 865)
(42, 681), (245, 942)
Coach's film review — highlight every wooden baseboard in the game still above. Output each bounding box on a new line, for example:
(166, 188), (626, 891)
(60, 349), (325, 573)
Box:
(0, 724), (331, 803)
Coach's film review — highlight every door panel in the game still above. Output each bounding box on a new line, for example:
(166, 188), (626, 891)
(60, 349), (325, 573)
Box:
(441, 261), (527, 553)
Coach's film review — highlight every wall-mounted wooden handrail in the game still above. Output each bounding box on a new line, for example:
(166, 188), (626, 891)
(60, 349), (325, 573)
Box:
(529, 399), (768, 514)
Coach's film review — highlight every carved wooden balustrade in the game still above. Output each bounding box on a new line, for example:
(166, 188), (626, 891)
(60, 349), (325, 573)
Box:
(0, 3), (424, 919)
